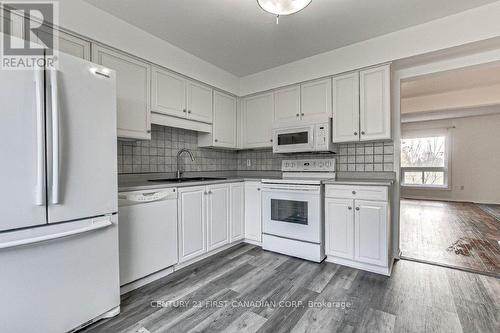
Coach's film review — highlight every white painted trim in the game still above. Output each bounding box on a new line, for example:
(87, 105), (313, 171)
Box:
(173, 240), (244, 271)
(151, 112), (212, 133)
(401, 104), (500, 123)
(120, 267), (174, 295)
(243, 239), (262, 247)
(325, 256), (393, 276)
(401, 196), (500, 206)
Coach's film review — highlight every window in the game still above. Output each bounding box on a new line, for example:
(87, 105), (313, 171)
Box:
(401, 133), (450, 188)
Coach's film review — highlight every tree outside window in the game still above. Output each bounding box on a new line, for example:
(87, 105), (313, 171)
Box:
(401, 135), (448, 188)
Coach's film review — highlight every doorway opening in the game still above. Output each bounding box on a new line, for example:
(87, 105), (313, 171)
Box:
(398, 63), (500, 277)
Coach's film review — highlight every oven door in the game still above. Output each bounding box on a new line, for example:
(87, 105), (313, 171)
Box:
(261, 184), (321, 243)
(273, 126), (314, 153)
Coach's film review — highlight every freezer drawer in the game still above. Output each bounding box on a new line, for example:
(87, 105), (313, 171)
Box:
(0, 216), (120, 333)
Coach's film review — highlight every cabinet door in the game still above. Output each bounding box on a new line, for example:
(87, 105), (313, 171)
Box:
(92, 45), (151, 140)
(332, 72), (360, 143)
(243, 93), (274, 148)
(207, 184), (230, 251)
(187, 81), (213, 123)
(354, 200), (388, 267)
(244, 182), (262, 242)
(32, 29), (91, 60)
(274, 85), (301, 123)
(178, 186), (207, 263)
(213, 91), (237, 148)
(359, 65), (391, 141)
(230, 183), (245, 242)
(301, 78), (332, 122)
(151, 66), (186, 118)
(0, 9), (26, 40)
(325, 198), (354, 259)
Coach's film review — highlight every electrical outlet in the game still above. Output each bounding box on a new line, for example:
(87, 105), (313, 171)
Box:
(247, 159), (251, 167)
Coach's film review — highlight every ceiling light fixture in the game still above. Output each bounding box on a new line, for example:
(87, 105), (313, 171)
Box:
(257, 0), (312, 24)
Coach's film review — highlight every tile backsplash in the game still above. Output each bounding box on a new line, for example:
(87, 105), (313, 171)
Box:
(117, 125), (394, 174)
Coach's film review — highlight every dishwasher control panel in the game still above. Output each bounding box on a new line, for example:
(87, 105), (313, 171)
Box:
(119, 188), (177, 204)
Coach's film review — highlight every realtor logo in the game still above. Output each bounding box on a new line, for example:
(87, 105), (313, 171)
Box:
(1, 1), (59, 69)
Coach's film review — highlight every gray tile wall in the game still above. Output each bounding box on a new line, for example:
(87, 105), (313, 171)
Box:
(117, 125), (237, 174)
(236, 142), (394, 172)
(117, 125), (394, 174)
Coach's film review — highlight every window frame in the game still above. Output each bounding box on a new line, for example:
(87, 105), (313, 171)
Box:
(400, 129), (451, 190)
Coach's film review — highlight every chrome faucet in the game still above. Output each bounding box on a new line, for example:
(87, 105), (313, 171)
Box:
(176, 148), (195, 179)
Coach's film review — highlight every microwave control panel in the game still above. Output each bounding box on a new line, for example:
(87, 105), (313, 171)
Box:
(315, 123), (329, 149)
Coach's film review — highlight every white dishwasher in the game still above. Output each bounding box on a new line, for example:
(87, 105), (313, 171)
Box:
(118, 188), (178, 286)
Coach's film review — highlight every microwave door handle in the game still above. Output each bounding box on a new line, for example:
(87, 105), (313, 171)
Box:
(34, 69), (45, 206)
(49, 69), (60, 205)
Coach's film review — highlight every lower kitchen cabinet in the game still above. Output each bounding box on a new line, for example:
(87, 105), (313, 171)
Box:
(178, 186), (206, 263)
(325, 185), (392, 275)
(244, 181), (262, 243)
(230, 183), (245, 242)
(178, 182), (244, 264)
(354, 200), (388, 267)
(206, 184), (230, 251)
(325, 198), (354, 259)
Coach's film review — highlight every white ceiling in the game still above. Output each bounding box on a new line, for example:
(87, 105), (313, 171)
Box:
(401, 63), (500, 98)
(83, 0), (499, 77)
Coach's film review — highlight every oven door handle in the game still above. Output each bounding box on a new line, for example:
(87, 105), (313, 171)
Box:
(261, 186), (320, 193)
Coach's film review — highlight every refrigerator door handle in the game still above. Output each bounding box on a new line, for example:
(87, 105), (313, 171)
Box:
(0, 219), (112, 250)
(49, 69), (61, 205)
(34, 69), (45, 206)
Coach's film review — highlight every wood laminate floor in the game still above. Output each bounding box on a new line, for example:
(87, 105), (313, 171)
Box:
(401, 199), (500, 276)
(82, 243), (499, 333)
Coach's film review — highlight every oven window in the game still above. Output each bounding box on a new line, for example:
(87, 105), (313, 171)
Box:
(277, 132), (309, 146)
(271, 199), (308, 225)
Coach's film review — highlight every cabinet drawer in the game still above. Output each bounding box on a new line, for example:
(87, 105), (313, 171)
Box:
(325, 185), (388, 201)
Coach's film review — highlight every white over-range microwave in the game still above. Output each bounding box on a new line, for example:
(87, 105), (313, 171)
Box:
(272, 120), (335, 153)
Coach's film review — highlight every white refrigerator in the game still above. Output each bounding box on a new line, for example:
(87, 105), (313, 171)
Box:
(0, 43), (120, 332)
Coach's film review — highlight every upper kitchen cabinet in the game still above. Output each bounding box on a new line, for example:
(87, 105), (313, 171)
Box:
(187, 81), (213, 123)
(152, 66), (213, 124)
(332, 64), (391, 143)
(274, 85), (301, 123)
(300, 78), (332, 122)
(359, 65), (391, 141)
(242, 92), (274, 148)
(32, 28), (91, 60)
(92, 45), (151, 140)
(151, 66), (186, 118)
(199, 91), (237, 148)
(333, 72), (360, 143)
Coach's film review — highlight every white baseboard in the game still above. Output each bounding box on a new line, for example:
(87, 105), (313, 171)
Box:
(174, 240), (244, 271)
(120, 267), (174, 295)
(243, 238), (262, 246)
(325, 256), (393, 276)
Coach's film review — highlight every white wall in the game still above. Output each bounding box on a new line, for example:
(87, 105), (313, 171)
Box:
(51, 0), (239, 94)
(239, 2), (500, 96)
(401, 113), (500, 204)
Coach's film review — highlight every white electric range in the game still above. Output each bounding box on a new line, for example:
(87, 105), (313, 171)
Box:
(261, 158), (336, 262)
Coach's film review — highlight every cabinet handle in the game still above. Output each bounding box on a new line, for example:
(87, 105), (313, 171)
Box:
(354, 132), (358, 136)
(214, 139), (218, 142)
(348, 206), (352, 210)
(208, 190), (212, 194)
(356, 207), (360, 211)
(301, 113), (304, 116)
(257, 188), (261, 191)
(296, 113), (300, 117)
(188, 110), (192, 114)
(361, 131), (365, 135)
(352, 191), (356, 195)
(270, 139), (273, 143)
(204, 191), (208, 195)
(183, 109), (187, 113)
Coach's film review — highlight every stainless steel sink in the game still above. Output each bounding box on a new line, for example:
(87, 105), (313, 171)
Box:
(148, 177), (227, 183)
